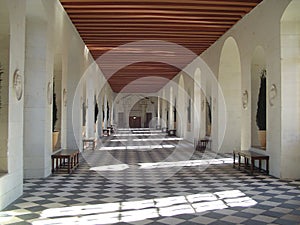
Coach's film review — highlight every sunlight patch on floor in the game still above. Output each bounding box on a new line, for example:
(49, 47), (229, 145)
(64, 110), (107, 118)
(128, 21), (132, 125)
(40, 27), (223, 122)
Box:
(98, 144), (175, 151)
(113, 133), (164, 137)
(89, 158), (233, 172)
(28, 190), (256, 225)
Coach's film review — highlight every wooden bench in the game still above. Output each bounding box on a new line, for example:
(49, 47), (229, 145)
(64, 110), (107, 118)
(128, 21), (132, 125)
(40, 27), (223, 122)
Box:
(103, 128), (110, 136)
(196, 138), (211, 152)
(108, 126), (115, 134)
(162, 127), (168, 133)
(82, 138), (95, 150)
(233, 150), (269, 175)
(51, 149), (80, 174)
(167, 129), (176, 136)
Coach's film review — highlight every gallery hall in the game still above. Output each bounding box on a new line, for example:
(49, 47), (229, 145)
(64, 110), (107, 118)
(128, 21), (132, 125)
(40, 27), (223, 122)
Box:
(0, 0), (300, 224)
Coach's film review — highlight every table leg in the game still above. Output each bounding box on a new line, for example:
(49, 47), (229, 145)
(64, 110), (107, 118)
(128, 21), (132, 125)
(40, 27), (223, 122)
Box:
(250, 159), (254, 175)
(238, 154), (241, 170)
(67, 156), (71, 174)
(76, 153), (79, 167)
(266, 159), (269, 174)
(51, 157), (54, 173)
(233, 152), (236, 168)
(259, 160), (262, 171)
(56, 157), (59, 171)
(71, 155), (74, 172)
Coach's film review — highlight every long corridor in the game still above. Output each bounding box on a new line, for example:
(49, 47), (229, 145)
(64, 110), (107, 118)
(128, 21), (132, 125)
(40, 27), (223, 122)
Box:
(1, 129), (300, 225)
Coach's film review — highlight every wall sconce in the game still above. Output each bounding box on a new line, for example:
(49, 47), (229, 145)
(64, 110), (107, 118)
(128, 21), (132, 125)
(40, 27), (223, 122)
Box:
(242, 90), (248, 109)
(46, 81), (52, 105)
(269, 84), (277, 107)
(201, 99), (205, 112)
(63, 88), (67, 106)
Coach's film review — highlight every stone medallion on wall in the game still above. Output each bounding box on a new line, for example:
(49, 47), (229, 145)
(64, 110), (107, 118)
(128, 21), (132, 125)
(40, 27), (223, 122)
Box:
(63, 88), (67, 106)
(242, 90), (248, 109)
(47, 81), (53, 105)
(13, 69), (23, 101)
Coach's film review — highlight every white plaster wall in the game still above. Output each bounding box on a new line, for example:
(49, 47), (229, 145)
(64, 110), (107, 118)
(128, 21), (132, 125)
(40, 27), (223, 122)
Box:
(281, 1), (300, 179)
(24, 0), (54, 178)
(193, 68), (202, 144)
(169, 57), (223, 152)
(1, 0), (115, 208)
(218, 37), (242, 153)
(54, 55), (62, 134)
(0, 0), (25, 210)
(166, 0), (292, 178)
(114, 93), (156, 128)
(184, 75), (195, 143)
(251, 46), (266, 148)
(0, 1), (9, 173)
(200, 0), (291, 177)
(51, 0), (113, 148)
(23, 0), (115, 174)
(176, 74), (185, 138)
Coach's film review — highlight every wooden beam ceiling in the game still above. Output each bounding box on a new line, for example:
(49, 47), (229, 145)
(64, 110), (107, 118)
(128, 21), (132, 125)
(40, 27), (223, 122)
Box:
(60, 0), (262, 93)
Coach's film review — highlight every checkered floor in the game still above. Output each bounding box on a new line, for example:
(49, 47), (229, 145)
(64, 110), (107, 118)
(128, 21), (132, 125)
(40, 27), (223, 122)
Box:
(1, 129), (300, 225)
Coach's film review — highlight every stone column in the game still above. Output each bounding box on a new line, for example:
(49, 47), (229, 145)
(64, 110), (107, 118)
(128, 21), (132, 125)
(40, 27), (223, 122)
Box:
(111, 101), (114, 126)
(193, 72), (201, 144)
(141, 104), (146, 128)
(157, 97), (160, 128)
(169, 87), (174, 129)
(97, 95), (102, 137)
(104, 94), (107, 129)
(24, 9), (54, 178)
(161, 90), (167, 129)
(86, 77), (94, 138)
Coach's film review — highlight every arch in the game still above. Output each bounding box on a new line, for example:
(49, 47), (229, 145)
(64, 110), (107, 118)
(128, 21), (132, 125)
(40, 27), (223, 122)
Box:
(0, 0), (10, 173)
(218, 37), (242, 153)
(251, 46), (266, 148)
(280, 0), (300, 179)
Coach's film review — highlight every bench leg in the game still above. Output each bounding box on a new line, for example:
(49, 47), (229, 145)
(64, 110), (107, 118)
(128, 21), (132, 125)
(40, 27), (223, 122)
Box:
(266, 159), (269, 175)
(238, 154), (241, 170)
(68, 156), (71, 174)
(56, 158), (59, 171)
(76, 153), (79, 167)
(250, 159), (254, 175)
(233, 152), (236, 168)
(52, 158), (54, 173)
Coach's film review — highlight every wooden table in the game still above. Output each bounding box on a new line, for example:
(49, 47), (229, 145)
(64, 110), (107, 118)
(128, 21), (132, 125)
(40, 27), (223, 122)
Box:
(51, 149), (80, 174)
(233, 150), (269, 175)
(82, 138), (95, 150)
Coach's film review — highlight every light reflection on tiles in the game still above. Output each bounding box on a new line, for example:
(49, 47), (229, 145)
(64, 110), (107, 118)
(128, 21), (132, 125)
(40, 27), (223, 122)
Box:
(32, 190), (257, 225)
(89, 158), (233, 172)
(110, 137), (183, 141)
(99, 145), (175, 151)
